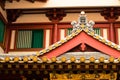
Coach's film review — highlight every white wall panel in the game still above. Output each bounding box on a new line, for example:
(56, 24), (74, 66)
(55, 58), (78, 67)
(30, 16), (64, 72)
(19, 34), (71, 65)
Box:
(10, 30), (16, 49)
(103, 29), (108, 40)
(45, 29), (50, 48)
(60, 29), (65, 40)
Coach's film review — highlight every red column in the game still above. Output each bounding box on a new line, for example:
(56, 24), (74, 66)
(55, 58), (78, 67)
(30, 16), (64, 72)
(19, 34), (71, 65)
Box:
(53, 23), (58, 43)
(45, 9), (66, 44)
(109, 22), (115, 42)
(101, 8), (119, 43)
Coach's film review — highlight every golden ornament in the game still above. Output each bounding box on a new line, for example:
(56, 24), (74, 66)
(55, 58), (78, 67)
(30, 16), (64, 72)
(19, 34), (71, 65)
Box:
(23, 56), (28, 62)
(32, 56), (38, 62)
(89, 57), (95, 62)
(42, 56), (48, 62)
(13, 57), (19, 62)
(80, 57), (85, 62)
(99, 57), (105, 62)
(5, 56), (10, 62)
(70, 56), (76, 62)
(51, 57), (56, 62)
(101, 39), (106, 43)
(61, 56), (66, 62)
(109, 57), (114, 62)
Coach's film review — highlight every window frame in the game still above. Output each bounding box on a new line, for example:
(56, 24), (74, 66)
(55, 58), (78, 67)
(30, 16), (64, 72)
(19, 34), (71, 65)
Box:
(9, 23), (53, 51)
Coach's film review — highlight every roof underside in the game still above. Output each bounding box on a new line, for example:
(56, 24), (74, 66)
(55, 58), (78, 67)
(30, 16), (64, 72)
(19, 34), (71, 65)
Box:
(5, 0), (120, 9)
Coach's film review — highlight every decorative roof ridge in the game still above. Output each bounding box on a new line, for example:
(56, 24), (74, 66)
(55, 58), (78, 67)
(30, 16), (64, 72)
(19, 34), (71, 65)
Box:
(37, 27), (120, 56)
(0, 11), (120, 59)
(37, 11), (120, 56)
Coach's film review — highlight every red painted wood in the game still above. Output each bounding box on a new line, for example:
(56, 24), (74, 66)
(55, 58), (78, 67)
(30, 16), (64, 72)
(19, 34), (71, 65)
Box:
(53, 24), (58, 43)
(41, 31), (120, 58)
(115, 23), (120, 45)
(81, 43), (86, 51)
(109, 23), (115, 43)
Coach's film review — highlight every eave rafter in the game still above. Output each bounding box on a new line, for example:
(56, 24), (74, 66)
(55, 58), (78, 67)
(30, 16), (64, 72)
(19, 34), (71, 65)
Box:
(5, 7), (120, 23)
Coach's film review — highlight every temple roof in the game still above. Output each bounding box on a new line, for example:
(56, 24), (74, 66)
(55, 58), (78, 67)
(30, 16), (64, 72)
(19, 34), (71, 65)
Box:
(0, 11), (120, 63)
(37, 11), (120, 58)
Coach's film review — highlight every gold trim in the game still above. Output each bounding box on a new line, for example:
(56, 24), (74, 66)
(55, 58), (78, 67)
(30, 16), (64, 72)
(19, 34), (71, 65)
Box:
(50, 73), (117, 80)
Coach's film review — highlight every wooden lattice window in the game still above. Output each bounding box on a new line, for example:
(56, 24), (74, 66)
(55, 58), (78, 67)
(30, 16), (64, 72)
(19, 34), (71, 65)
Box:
(17, 29), (44, 48)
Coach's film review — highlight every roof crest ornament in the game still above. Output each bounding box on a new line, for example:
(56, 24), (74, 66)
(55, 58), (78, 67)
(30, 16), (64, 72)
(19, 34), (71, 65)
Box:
(0, 11), (120, 61)
(37, 11), (120, 56)
(71, 11), (95, 33)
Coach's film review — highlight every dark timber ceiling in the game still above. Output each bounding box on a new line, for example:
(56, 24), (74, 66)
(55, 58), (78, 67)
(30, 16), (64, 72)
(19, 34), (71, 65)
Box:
(6, 8), (120, 23)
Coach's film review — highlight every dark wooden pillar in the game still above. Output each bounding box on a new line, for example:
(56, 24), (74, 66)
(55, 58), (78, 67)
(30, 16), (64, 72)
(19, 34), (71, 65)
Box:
(5, 26), (11, 53)
(101, 8), (119, 43)
(46, 9), (66, 43)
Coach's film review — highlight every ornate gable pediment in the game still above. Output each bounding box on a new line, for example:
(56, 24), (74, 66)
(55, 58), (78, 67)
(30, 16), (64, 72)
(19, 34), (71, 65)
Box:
(38, 11), (120, 58)
(0, 11), (120, 60)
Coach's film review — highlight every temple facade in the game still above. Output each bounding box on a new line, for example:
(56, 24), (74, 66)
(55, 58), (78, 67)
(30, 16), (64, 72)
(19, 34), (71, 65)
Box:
(0, 0), (120, 80)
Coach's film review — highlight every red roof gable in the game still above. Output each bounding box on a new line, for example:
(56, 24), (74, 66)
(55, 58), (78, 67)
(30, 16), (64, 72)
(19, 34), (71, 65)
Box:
(38, 11), (120, 58)
(40, 31), (120, 58)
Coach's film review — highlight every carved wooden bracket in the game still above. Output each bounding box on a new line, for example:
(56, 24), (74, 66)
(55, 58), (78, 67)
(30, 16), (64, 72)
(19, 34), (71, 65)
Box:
(6, 9), (22, 23)
(46, 9), (66, 23)
(101, 8), (120, 22)
(0, 0), (6, 10)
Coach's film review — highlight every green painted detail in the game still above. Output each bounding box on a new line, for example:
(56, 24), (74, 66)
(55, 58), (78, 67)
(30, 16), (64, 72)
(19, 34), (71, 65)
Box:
(0, 20), (5, 42)
(32, 30), (43, 48)
(94, 28), (100, 35)
(67, 28), (72, 35)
